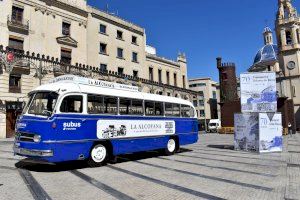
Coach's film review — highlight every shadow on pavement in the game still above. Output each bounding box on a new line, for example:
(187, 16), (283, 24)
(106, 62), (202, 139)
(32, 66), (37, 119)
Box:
(206, 145), (235, 150)
(15, 148), (193, 172)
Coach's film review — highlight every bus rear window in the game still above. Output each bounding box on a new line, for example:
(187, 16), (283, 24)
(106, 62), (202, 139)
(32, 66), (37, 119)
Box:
(60, 95), (83, 113)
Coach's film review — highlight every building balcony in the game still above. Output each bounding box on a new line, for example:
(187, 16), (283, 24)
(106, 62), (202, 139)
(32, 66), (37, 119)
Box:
(7, 15), (29, 35)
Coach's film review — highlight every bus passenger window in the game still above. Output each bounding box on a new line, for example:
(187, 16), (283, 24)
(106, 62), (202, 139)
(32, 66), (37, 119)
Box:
(154, 102), (164, 116)
(88, 95), (104, 114)
(165, 103), (173, 116)
(181, 105), (192, 117)
(60, 95), (83, 113)
(145, 101), (155, 116)
(104, 97), (117, 114)
(131, 99), (143, 115)
(119, 98), (131, 115)
(173, 104), (180, 117)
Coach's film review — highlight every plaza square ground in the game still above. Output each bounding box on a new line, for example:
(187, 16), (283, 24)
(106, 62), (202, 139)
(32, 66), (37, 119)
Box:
(0, 134), (300, 200)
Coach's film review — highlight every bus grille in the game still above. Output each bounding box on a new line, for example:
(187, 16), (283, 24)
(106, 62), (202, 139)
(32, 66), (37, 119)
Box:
(17, 132), (35, 142)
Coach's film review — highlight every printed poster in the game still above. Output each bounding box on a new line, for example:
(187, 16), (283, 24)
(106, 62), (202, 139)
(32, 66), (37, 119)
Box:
(97, 120), (175, 139)
(234, 113), (259, 152)
(259, 113), (283, 153)
(240, 72), (277, 112)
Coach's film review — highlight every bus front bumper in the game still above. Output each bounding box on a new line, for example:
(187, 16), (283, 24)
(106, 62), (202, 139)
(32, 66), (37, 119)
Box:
(13, 146), (53, 157)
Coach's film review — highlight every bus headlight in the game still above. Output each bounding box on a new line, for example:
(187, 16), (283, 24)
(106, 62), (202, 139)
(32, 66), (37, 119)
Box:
(33, 135), (41, 143)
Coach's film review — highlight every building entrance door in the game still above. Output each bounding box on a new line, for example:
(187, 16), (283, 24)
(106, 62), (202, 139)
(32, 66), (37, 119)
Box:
(5, 102), (23, 138)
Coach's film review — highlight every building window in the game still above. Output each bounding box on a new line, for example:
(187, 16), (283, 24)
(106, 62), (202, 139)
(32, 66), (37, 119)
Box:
(118, 67), (124, 75)
(286, 30), (292, 45)
(158, 69), (162, 84)
(199, 100), (204, 106)
(117, 30), (123, 40)
(61, 49), (72, 65)
(182, 75), (186, 88)
(132, 36), (137, 44)
(133, 70), (138, 78)
(62, 22), (71, 36)
(166, 71), (170, 85)
(100, 24), (106, 34)
(213, 91), (217, 99)
(12, 6), (23, 23)
(193, 100), (198, 107)
(167, 92), (171, 96)
(200, 110), (205, 117)
(8, 37), (23, 51)
(100, 64), (107, 72)
(174, 73), (177, 87)
(117, 48), (123, 58)
(199, 91), (204, 97)
(149, 67), (153, 81)
(100, 43), (107, 54)
(132, 52), (138, 62)
(9, 74), (21, 93)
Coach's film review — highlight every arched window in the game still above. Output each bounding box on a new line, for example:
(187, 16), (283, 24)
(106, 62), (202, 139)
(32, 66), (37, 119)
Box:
(286, 30), (292, 45)
(297, 29), (300, 44)
(284, 6), (289, 19)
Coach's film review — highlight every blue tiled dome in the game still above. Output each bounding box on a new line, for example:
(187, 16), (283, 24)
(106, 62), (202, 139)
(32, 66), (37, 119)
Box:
(253, 44), (278, 64)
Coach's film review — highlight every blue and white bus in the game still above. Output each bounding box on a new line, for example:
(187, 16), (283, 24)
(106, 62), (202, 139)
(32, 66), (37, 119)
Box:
(14, 75), (198, 167)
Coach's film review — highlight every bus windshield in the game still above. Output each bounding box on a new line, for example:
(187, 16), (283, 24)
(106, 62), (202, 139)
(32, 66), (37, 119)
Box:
(27, 92), (58, 116)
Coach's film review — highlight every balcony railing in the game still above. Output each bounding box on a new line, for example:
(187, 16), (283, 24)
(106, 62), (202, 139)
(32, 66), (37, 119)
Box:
(7, 15), (29, 35)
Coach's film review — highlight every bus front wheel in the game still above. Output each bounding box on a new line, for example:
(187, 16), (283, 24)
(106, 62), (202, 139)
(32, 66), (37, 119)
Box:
(165, 138), (177, 155)
(87, 144), (108, 167)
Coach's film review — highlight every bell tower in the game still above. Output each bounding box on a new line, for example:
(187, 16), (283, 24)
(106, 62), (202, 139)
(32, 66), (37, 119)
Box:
(276, 0), (300, 76)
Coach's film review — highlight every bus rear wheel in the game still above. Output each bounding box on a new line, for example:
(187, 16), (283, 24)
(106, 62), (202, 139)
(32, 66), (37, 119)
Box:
(87, 144), (108, 167)
(165, 138), (177, 155)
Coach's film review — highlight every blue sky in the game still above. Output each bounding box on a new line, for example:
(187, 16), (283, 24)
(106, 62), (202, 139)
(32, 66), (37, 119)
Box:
(87, 0), (300, 82)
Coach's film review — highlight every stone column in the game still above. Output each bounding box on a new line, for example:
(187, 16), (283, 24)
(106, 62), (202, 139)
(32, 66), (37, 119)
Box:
(281, 28), (287, 46)
(291, 25), (298, 44)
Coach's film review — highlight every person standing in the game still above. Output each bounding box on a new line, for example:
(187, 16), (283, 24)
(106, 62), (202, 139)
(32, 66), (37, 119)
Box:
(288, 122), (292, 136)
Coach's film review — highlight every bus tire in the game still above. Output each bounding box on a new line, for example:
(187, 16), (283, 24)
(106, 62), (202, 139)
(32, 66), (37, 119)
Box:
(87, 143), (108, 167)
(165, 137), (177, 155)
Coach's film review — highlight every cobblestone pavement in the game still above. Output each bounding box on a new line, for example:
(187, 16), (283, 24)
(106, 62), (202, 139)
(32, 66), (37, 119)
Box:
(0, 134), (299, 200)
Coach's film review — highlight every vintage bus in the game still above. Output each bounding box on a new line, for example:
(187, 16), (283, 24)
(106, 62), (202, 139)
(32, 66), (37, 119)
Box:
(14, 75), (198, 167)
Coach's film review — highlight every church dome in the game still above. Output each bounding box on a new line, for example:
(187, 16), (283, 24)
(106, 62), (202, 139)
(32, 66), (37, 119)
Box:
(253, 44), (278, 65)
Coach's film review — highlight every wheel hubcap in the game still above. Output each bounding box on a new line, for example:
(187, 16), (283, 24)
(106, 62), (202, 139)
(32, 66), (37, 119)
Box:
(167, 139), (176, 152)
(91, 145), (106, 163)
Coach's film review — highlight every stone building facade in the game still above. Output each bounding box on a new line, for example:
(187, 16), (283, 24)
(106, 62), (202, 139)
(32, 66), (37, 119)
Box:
(248, 0), (300, 131)
(188, 78), (220, 130)
(0, 0), (194, 138)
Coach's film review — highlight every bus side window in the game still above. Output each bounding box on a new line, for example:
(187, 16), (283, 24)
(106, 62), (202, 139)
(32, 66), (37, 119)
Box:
(181, 105), (190, 117)
(173, 104), (180, 117)
(154, 102), (164, 116)
(165, 103), (173, 116)
(60, 95), (83, 113)
(88, 95), (104, 114)
(104, 97), (117, 115)
(119, 98), (131, 115)
(165, 103), (180, 117)
(145, 101), (154, 116)
(131, 99), (143, 115)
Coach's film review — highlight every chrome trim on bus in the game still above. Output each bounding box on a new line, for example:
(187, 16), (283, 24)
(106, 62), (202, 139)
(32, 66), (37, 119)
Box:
(13, 146), (53, 157)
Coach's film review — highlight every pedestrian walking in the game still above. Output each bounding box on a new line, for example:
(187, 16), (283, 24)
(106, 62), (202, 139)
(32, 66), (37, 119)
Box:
(288, 122), (292, 136)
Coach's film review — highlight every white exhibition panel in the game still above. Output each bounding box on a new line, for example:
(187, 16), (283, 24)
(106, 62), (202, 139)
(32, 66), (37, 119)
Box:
(240, 72), (277, 113)
(259, 113), (283, 153)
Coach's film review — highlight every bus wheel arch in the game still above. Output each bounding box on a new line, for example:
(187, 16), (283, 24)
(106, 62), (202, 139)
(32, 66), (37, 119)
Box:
(87, 141), (113, 167)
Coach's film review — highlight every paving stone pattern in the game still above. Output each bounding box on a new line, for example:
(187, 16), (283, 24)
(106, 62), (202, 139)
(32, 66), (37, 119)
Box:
(0, 133), (299, 200)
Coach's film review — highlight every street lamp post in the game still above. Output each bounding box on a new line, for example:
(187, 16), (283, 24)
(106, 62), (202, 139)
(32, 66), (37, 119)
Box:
(287, 61), (296, 134)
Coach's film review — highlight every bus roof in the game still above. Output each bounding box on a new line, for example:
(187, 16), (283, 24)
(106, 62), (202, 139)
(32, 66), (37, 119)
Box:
(32, 75), (193, 107)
